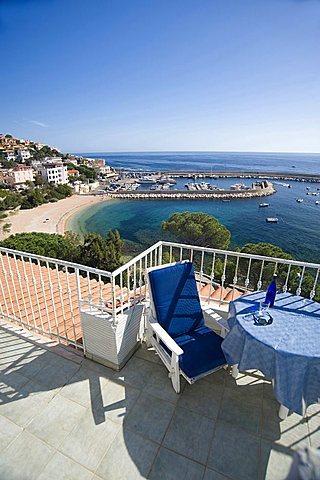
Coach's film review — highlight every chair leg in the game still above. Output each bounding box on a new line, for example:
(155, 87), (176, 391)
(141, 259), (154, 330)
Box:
(145, 324), (153, 348)
(232, 364), (239, 379)
(169, 353), (180, 393)
(279, 404), (289, 420)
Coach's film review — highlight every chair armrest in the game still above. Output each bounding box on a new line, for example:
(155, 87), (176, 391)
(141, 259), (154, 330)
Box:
(149, 318), (184, 356)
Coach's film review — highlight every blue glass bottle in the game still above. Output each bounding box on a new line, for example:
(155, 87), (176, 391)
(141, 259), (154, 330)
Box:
(265, 274), (277, 306)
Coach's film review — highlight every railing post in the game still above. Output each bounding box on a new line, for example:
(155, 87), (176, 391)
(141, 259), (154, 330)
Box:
(111, 275), (117, 326)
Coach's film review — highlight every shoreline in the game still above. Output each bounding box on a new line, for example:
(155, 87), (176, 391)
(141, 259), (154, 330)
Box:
(0, 194), (107, 241)
(0, 168), (317, 241)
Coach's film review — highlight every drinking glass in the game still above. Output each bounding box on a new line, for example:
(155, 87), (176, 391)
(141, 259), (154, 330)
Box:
(259, 301), (270, 316)
(256, 300), (270, 324)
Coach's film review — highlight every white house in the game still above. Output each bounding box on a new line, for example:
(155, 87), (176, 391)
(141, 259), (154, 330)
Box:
(6, 165), (34, 187)
(5, 151), (16, 161)
(38, 163), (68, 185)
(16, 148), (31, 162)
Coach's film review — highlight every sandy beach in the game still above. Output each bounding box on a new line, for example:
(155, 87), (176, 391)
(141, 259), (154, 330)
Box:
(0, 194), (108, 241)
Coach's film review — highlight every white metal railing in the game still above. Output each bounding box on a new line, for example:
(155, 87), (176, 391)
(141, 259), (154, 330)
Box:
(0, 246), (113, 349)
(1, 241), (319, 349)
(110, 241), (320, 315)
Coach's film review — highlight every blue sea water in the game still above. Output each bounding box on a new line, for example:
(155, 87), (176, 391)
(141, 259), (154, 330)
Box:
(79, 151), (320, 175)
(70, 152), (320, 262)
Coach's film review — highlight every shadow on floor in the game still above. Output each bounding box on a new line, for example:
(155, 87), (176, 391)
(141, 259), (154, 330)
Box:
(1, 322), (317, 480)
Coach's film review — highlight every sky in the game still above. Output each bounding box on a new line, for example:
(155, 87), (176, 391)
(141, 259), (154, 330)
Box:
(0, 0), (319, 153)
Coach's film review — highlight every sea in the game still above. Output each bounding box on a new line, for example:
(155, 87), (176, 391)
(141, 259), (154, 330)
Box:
(69, 152), (320, 263)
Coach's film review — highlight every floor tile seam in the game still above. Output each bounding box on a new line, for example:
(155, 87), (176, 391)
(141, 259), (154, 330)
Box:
(145, 442), (162, 479)
(58, 379), (111, 409)
(155, 443), (210, 468)
(0, 415), (24, 453)
(158, 391), (179, 447)
(25, 391), (88, 431)
(55, 440), (99, 474)
(123, 420), (167, 447)
(177, 385), (225, 420)
(203, 378), (227, 469)
(3, 429), (57, 479)
(105, 390), (143, 428)
(135, 356), (163, 368)
(0, 373), (30, 392)
(159, 400), (218, 466)
(223, 385), (264, 407)
(215, 416), (264, 443)
(34, 451), (95, 480)
(0, 323), (60, 352)
(0, 323), (84, 366)
(93, 427), (161, 480)
(141, 382), (182, 406)
(259, 426), (312, 444)
(256, 435), (263, 480)
(30, 361), (83, 393)
(23, 412), (79, 450)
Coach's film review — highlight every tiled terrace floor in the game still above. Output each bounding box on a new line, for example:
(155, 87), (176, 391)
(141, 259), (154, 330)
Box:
(0, 320), (319, 480)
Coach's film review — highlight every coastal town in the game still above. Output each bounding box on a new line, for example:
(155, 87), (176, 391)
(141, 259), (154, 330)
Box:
(1, 132), (320, 241)
(0, 133), (116, 192)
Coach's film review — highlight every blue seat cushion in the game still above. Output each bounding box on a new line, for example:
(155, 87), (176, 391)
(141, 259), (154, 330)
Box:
(149, 262), (204, 337)
(174, 325), (226, 380)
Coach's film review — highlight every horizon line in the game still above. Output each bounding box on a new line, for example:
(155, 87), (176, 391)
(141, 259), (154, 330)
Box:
(71, 149), (320, 155)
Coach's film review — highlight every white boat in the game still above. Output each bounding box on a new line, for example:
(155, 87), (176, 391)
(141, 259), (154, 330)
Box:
(266, 217), (278, 223)
(259, 203), (269, 208)
(137, 177), (156, 185)
(158, 176), (176, 185)
(200, 182), (210, 190)
(316, 201), (319, 205)
(296, 198), (304, 203)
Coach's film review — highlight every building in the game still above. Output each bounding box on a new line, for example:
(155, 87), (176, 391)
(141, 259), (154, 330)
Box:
(38, 162), (68, 184)
(15, 148), (31, 162)
(4, 150), (16, 161)
(6, 165), (34, 188)
(67, 169), (80, 178)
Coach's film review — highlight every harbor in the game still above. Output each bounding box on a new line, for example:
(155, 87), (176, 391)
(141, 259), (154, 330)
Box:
(104, 181), (275, 200)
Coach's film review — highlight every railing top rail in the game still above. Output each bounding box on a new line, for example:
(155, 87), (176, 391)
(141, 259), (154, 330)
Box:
(0, 246), (113, 278)
(112, 241), (163, 276)
(160, 241), (320, 270)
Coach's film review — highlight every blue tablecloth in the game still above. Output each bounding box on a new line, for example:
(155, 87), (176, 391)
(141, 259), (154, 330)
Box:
(222, 291), (320, 414)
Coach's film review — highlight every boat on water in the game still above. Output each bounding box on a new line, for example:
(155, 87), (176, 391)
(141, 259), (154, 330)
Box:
(137, 177), (156, 185)
(296, 198), (304, 203)
(259, 203), (269, 208)
(266, 217), (278, 223)
(274, 182), (290, 187)
(316, 201), (319, 205)
(158, 176), (176, 185)
(230, 183), (249, 191)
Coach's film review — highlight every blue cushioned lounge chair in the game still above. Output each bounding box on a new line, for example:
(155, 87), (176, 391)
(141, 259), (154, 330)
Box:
(146, 261), (227, 393)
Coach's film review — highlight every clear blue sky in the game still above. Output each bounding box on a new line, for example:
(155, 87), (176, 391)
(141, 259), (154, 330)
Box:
(1, 0), (319, 153)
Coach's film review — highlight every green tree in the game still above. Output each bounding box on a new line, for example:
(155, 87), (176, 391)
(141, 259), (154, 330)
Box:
(2, 192), (22, 210)
(80, 233), (109, 270)
(162, 212), (231, 249)
(79, 230), (123, 271)
(34, 174), (46, 186)
(106, 229), (123, 271)
(0, 232), (77, 260)
(65, 162), (97, 180)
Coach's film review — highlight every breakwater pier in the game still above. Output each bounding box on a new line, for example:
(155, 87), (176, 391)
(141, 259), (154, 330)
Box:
(105, 181), (275, 200)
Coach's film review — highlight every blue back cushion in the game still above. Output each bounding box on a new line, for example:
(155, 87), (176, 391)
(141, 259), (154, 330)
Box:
(148, 262), (204, 337)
